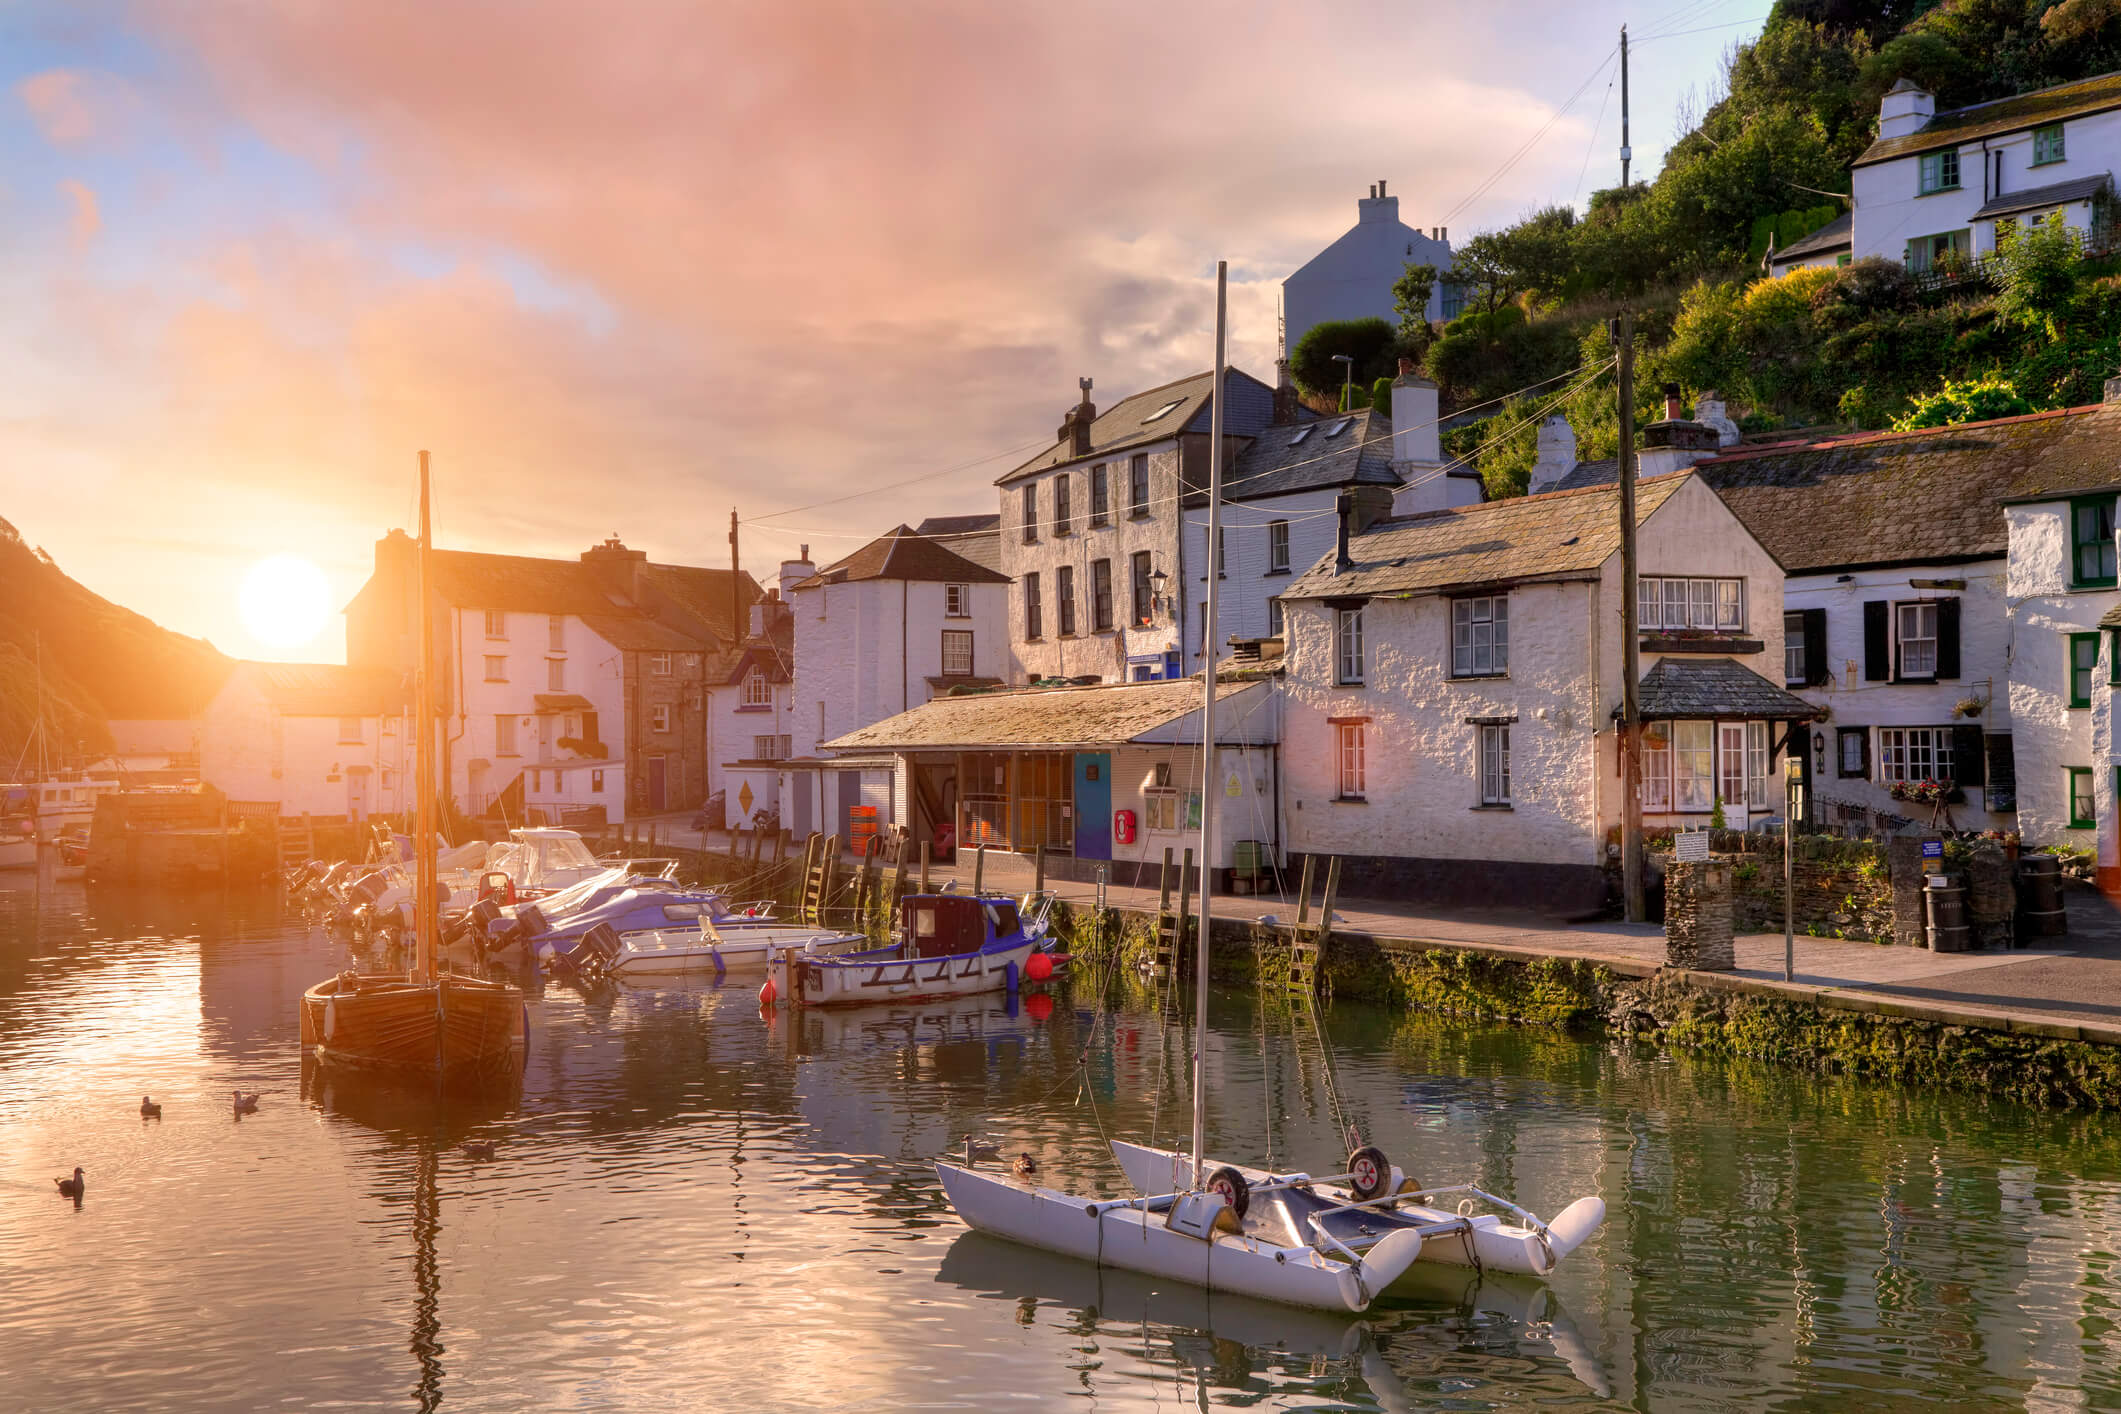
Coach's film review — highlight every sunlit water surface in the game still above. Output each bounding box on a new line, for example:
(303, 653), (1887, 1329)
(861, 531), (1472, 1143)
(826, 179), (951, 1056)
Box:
(5, 881), (2121, 1411)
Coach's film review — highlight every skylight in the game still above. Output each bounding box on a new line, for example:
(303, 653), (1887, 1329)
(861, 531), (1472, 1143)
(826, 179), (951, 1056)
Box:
(1141, 398), (1186, 424)
(1326, 418), (1352, 437)
(1289, 427), (1314, 445)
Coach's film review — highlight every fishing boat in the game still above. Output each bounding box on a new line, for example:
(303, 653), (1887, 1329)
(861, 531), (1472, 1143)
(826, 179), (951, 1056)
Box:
(299, 452), (526, 1082)
(761, 890), (1053, 1007)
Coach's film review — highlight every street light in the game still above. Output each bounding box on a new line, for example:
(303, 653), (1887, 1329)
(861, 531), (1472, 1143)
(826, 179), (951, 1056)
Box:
(1331, 354), (1354, 411)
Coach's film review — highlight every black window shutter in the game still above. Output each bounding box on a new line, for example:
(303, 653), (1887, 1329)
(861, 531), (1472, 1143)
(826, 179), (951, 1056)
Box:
(1935, 598), (1961, 679)
(1951, 723), (1986, 789)
(1803, 607), (1829, 686)
(1985, 733), (2016, 811)
(1863, 601), (1890, 681)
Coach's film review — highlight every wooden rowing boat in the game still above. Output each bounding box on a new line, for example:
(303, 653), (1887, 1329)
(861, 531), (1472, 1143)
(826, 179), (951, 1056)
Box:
(299, 970), (527, 1078)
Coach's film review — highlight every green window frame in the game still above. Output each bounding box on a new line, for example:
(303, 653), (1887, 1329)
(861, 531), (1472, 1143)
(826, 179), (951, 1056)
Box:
(2069, 766), (2096, 830)
(2070, 632), (2101, 707)
(2073, 496), (2118, 587)
(2033, 123), (2066, 167)
(1919, 149), (1960, 195)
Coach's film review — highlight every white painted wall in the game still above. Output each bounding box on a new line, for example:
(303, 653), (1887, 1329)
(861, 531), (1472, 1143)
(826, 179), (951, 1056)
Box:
(2006, 500), (2115, 852)
(1783, 561), (2012, 830)
(1181, 486), (1342, 649)
(1282, 191), (1455, 352)
(200, 674), (407, 820)
(524, 760), (621, 822)
(708, 667), (794, 823)
(447, 609), (626, 818)
(792, 574), (1010, 751)
(1001, 441), (1185, 683)
(1851, 107), (2121, 263)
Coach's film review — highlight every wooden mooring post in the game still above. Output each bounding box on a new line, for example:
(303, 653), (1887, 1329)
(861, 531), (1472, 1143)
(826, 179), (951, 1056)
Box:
(918, 840), (932, 894)
(797, 833), (823, 924)
(973, 842), (986, 896)
(1033, 844), (1047, 897)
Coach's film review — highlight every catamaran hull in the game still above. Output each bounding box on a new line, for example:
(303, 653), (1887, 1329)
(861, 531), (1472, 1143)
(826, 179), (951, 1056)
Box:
(935, 1162), (1423, 1313)
(1109, 1140), (1603, 1280)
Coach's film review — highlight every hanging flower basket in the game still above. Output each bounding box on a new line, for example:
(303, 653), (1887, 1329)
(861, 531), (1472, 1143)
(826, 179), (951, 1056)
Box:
(1888, 778), (1962, 805)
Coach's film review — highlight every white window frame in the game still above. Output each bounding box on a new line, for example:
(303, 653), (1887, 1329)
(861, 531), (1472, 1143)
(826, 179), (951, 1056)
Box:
(1783, 611), (1806, 686)
(1878, 726), (1954, 785)
(941, 629), (974, 677)
(651, 703), (671, 733)
(495, 715), (519, 757)
(1673, 720), (1714, 811)
(1335, 607), (1365, 684)
(1717, 722), (1748, 815)
(1478, 725), (1510, 805)
(1335, 722), (1366, 800)
(743, 670), (773, 708)
(1643, 726), (1672, 812)
(338, 717), (363, 745)
(547, 658), (565, 691)
(484, 609), (507, 640)
(548, 615), (565, 651)
(1268, 520), (1290, 573)
(944, 583), (970, 618)
(1144, 790), (1179, 831)
(483, 655), (508, 682)
(650, 652), (673, 677)
(1638, 576), (1745, 631)
(1746, 721), (1772, 810)
(1451, 595), (1509, 677)
(1898, 601), (1938, 679)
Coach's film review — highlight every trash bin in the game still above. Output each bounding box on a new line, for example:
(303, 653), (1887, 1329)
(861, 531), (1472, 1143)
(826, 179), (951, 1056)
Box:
(2018, 854), (2067, 938)
(1925, 874), (1969, 952)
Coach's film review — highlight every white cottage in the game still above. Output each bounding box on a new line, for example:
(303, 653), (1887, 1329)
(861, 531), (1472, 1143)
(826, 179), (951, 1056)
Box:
(199, 661), (410, 821)
(1277, 470), (1811, 912)
(1282, 181), (1458, 352)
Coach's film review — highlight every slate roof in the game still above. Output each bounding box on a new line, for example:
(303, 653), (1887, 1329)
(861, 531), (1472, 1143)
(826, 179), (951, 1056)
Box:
(791, 525), (1010, 590)
(632, 563), (758, 643)
(822, 678), (1261, 751)
(579, 613), (706, 652)
(1857, 71), (2121, 166)
(913, 514), (1004, 574)
(1000, 369), (1273, 483)
(1972, 173), (2113, 221)
(1223, 408), (1398, 502)
(428, 547), (617, 617)
(1280, 471), (1695, 601)
(1630, 658), (1818, 721)
(244, 662), (407, 717)
(1770, 211), (1852, 263)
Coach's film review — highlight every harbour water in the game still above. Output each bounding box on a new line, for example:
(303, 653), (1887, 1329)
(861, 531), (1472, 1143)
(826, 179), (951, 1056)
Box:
(5, 881), (2121, 1410)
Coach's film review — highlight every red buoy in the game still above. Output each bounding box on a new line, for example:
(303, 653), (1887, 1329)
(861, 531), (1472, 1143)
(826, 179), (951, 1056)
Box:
(1025, 951), (1054, 982)
(1025, 992), (1054, 1022)
(757, 978), (777, 1006)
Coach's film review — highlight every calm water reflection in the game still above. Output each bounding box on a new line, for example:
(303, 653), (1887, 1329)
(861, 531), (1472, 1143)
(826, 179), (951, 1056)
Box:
(5, 880), (2121, 1410)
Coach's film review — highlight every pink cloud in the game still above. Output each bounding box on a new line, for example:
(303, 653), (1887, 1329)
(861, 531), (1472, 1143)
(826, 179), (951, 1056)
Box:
(59, 179), (99, 246)
(17, 68), (138, 145)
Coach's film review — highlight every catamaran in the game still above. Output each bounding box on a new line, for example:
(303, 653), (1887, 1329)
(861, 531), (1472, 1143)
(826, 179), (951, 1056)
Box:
(934, 265), (1604, 1312)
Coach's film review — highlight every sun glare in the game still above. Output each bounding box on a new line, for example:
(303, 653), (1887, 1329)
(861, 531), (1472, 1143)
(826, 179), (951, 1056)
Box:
(239, 554), (332, 650)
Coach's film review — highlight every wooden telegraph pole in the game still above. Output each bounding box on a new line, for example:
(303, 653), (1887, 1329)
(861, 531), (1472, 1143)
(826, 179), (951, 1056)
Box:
(1617, 311), (1645, 923)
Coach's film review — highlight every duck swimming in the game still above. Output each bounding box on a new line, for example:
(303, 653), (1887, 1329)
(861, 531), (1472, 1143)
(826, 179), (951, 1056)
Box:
(54, 1167), (85, 1199)
(232, 1091), (260, 1115)
(140, 1097), (162, 1119)
(461, 1141), (497, 1161)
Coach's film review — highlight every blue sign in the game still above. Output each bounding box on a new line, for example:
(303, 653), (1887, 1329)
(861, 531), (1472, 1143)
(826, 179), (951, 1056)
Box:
(1921, 839), (1944, 860)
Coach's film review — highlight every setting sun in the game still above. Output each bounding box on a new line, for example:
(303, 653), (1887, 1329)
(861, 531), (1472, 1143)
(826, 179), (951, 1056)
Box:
(238, 553), (332, 650)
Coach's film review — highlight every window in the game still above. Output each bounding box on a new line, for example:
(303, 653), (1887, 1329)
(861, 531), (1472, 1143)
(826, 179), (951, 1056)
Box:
(1451, 595), (1509, 677)
(944, 583), (970, 618)
(1335, 722), (1366, 800)
(682, 653), (699, 673)
(495, 715), (518, 756)
(1144, 790), (1178, 831)
(1672, 720), (1714, 811)
(1335, 607), (1365, 683)
(1056, 566), (1077, 636)
(1479, 725), (1510, 805)
(2071, 632), (2101, 708)
(2073, 497), (2117, 586)
(591, 768), (605, 793)
(1879, 726), (1953, 784)
(1718, 722), (1748, 813)
(1746, 721), (1772, 810)
(1090, 465), (1109, 526)
(1091, 559), (1114, 632)
(941, 629), (974, 676)
(1024, 572), (1043, 639)
(528, 769), (540, 793)
(1907, 229), (1969, 272)
(1784, 611), (1806, 686)
(1199, 601), (1209, 656)
(1022, 484), (1039, 543)
(1898, 602), (1938, 679)
(548, 615), (565, 651)
(547, 658), (566, 691)
(651, 703), (671, 733)
(1638, 576), (1744, 631)
(1215, 526), (1226, 577)
(753, 734), (791, 761)
(1918, 149), (1960, 194)
(483, 655), (508, 682)
(1839, 727), (1870, 778)
(1643, 726), (1672, 811)
(2034, 122), (2065, 166)
(484, 610), (507, 639)
(743, 670), (773, 707)
(650, 652), (672, 677)
(1055, 476), (1072, 535)
(1142, 397), (1185, 423)
(338, 717), (363, 744)
(1130, 551), (1155, 627)
(1268, 597), (1284, 637)
(2069, 766), (2096, 829)
(1129, 454), (1150, 516)
(1268, 520), (1290, 574)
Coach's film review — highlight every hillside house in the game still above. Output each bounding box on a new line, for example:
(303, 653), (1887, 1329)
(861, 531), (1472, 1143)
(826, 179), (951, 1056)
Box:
(999, 369), (1279, 685)
(1852, 72), (2121, 272)
(199, 662), (410, 821)
(1282, 182), (1457, 353)
(1277, 470), (1810, 911)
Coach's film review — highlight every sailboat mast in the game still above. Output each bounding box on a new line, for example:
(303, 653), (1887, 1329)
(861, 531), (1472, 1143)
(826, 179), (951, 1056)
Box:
(414, 451), (437, 985)
(1191, 261), (1226, 1187)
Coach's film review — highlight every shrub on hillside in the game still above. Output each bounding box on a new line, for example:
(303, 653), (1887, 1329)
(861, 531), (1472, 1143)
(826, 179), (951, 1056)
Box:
(1291, 317), (1397, 399)
(1891, 376), (2034, 430)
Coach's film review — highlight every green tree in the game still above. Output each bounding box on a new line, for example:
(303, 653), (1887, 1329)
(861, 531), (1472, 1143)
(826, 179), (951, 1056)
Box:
(1392, 261), (1437, 338)
(1289, 317), (1397, 399)
(1892, 375), (2035, 430)
(1995, 212), (2084, 338)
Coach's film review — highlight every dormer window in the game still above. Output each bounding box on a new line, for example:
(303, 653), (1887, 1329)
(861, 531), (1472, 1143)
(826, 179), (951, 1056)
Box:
(743, 670), (773, 707)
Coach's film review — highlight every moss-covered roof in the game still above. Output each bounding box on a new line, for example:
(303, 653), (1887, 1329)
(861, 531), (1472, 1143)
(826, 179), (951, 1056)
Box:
(1857, 71), (2121, 166)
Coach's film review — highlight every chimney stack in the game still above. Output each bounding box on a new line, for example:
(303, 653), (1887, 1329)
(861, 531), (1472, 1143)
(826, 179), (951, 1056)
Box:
(1272, 357), (1299, 426)
(1662, 382), (1684, 422)
(1527, 415), (1580, 495)
(1060, 377), (1096, 456)
(1639, 391), (1720, 478)
(1335, 493), (1354, 571)
(777, 547), (815, 604)
(1877, 77), (1936, 141)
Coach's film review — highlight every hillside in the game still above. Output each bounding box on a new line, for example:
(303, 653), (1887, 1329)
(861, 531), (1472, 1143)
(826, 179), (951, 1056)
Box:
(0, 516), (230, 770)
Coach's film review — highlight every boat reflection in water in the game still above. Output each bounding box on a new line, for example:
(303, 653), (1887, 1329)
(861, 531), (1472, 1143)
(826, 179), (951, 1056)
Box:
(935, 1229), (1610, 1407)
(300, 1057), (520, 1413)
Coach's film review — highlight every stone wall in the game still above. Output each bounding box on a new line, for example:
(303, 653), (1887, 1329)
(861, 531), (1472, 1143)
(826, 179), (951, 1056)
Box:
(1644, 831), (1895, 942)
(1665, 860), (1736, 970)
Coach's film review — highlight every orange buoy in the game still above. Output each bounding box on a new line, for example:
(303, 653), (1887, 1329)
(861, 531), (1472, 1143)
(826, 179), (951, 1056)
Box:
(1025, 951), (1054, 982)
(1025, 992), (1054, 1022)
(758, 978), (777, 1006)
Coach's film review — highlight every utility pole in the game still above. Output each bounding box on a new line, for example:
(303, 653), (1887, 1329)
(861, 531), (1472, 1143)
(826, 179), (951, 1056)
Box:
(1619, 24), (1632, 189)
(728, 510), (742, 643)
(1616, 309), (1644, 923)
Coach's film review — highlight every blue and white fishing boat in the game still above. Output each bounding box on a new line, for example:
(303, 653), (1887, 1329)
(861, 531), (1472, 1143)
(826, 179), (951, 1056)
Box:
(761, 891), (1057, 1007)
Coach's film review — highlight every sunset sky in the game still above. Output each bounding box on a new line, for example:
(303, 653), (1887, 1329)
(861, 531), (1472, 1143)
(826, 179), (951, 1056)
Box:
(2, 0), (1768, 662)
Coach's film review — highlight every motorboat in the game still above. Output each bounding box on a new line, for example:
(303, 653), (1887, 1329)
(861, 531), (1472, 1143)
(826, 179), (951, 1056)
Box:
(475, 827), (610, 897)
(610, 913), (867, 977)
(762, 891), (1056, 1008)
(1107, 1141), (1605, 1281)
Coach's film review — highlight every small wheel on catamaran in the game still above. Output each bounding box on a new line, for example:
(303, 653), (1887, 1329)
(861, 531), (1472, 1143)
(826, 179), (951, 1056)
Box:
(1205, 1165), (1250, 1219)
(1347, 1145), (1392, 1201)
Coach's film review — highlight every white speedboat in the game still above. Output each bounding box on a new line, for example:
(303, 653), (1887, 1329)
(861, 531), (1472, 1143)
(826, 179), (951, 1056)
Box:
(612, 915), (866, 977)
(1107, 1140), (1605, 1280)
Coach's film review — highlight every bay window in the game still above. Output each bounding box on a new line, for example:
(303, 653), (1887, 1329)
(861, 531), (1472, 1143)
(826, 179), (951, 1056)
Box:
(1639, 718), (1777, 813)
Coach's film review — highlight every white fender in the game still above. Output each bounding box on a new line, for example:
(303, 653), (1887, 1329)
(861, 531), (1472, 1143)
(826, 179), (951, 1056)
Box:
(1544, 1196), (1605, 1259)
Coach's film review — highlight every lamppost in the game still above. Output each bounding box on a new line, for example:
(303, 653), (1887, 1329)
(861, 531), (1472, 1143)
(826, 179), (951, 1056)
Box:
(1784, 753), (1803, 982)
(1331, 353), (1354, 411)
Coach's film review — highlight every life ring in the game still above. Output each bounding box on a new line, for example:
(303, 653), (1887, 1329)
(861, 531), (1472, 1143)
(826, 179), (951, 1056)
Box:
(1347, 1145), (1392, 1202)
(1206, 1165), (1251, 1219)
